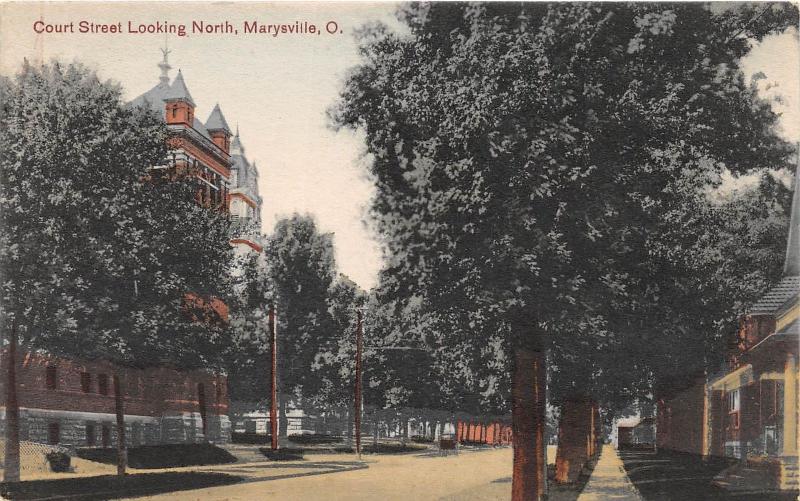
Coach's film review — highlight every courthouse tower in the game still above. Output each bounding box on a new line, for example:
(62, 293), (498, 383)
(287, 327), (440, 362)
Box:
(129, 49), (263, 254)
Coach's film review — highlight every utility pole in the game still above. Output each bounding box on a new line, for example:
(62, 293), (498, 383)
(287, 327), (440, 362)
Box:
(269, 304), (278, 451)
(354, 309), (363, 459)
(4, 321), (20, 482)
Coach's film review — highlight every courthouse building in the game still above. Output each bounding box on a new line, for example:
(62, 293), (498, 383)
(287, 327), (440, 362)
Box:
(0, 49), (264, 449)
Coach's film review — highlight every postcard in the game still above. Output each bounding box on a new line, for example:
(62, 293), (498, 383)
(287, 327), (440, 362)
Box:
(0, 2), (798, 500)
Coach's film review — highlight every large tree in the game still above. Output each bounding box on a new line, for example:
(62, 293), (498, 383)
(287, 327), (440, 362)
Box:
(264, 214), (337, 438)
(1, 61), (234, 478)
(334, 3), (796, 498)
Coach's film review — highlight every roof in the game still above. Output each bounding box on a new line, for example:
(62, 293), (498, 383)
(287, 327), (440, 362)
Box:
(709, 363), (753, 392)
(205, 104), (231, 133)
(163, 70), (195, 105)
(128, 81), (171, 117)
(192, 117), (211, 140)
(749, 276), (800, 315)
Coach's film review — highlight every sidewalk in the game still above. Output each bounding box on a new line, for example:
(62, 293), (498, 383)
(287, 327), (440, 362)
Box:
(577, 445), (642, 501)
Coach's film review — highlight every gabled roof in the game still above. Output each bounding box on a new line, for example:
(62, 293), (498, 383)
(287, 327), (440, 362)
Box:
(749, 276), (800, 315)
(205, 104), (231, 133)
(164, 70), (195, 105)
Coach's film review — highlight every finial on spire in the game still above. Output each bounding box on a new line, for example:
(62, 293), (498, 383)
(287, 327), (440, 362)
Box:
(235, 123), (240, 137)
(158, 36), (172, 85)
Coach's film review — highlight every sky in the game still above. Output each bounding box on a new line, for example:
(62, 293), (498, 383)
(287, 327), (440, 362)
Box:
(1, 2), (798, 291)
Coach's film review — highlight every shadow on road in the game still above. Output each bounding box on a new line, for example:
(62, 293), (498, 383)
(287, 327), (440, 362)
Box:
(208, 459), (370, 485)
(620, 450), (797, 501)
(0, 472), (242, 501)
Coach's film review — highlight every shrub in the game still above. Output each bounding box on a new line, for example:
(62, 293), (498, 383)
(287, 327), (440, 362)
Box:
(362, 442), (428, 454)
(231, 432), (272, 445)
(287, 434), (342, 445)
(259, 448), (304, 461)
(77, 444), (237, 469)
(45, 451), (71, 472)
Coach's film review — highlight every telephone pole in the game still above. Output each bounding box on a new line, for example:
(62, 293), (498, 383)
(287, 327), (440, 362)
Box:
(269, 304), (278, 451)
(354, 309), (363, 459)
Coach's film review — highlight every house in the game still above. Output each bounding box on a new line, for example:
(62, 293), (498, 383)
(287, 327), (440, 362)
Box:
(705, 159), (799, 490)
(618, 417), (655, 450)
(656, 158), (799, 492)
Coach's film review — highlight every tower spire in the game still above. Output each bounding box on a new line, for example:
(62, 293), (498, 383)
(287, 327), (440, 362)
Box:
(158, 36), (172, 85)
(783, 147), (800, 277)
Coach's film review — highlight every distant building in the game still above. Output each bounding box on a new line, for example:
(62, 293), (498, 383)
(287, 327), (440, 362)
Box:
(617, 416), (655, 450)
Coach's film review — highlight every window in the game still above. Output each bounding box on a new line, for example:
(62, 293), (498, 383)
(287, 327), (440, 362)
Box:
(85, 423), (96, 446)
(45, 366), (57, 390)
(728, 389), (740, 430)
(172, 106), (177, 118)
(98, 374), (109, 396)
(48, 422), (60, 445)
(728, 389), (740, 412)
(81, 372), (92, 393)
(101, 424), (111, 447)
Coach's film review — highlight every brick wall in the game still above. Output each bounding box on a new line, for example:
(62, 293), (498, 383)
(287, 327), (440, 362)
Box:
(656, 380), (706, 455)
(0, 350), (231, 446)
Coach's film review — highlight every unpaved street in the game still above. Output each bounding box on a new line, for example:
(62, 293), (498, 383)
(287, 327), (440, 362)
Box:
(133, 448), (516, 501)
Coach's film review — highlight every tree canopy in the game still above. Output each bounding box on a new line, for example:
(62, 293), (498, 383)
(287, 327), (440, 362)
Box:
(333, 1), (797, 417)
(0, 61), (234, 369)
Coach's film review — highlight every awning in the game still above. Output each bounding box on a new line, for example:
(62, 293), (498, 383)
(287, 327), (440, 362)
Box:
(709, 364), (754, 392)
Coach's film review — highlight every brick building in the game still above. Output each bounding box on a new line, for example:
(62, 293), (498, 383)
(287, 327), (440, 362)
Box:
(1, 49), (265, 450)
(129, 47), (263, 254)
(0, 351), (229, 447)
(655, 373), (707, 455)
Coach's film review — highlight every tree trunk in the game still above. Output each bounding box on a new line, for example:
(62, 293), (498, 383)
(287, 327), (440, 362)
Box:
(373, 413), (379, 447)
(269, 305), (278, 450)
(3, 322), (20, 482)
(511, 345), (546, 501)
(113, 374), (127, 477)
(555, 397), (590, 484)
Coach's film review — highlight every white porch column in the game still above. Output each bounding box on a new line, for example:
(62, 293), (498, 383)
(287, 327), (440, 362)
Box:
(783, 354), (798, 456)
